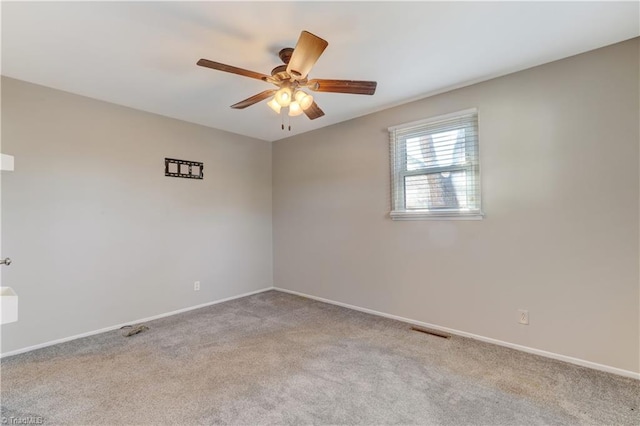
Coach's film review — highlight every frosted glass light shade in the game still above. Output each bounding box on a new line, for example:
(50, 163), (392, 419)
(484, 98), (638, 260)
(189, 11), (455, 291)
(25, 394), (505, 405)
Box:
(294, 91), (314, 110)
(267, 98), (281, 114)
(275, 87), (292, 107)
(288, 101), (303, 116)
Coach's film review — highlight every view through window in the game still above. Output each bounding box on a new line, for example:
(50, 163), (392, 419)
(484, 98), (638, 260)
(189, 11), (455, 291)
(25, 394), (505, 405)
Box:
(389, 109), (482, 220)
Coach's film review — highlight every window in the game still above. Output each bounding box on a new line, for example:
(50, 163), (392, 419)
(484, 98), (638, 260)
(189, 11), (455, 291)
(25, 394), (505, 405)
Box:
(389, 108), (482, 220)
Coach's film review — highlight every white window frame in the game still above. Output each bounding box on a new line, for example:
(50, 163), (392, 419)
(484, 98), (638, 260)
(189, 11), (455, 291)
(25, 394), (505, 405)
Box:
(389, 108), (483, 221)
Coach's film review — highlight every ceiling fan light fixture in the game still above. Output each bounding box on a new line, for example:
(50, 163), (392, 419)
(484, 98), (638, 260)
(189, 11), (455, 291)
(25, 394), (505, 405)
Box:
(288, 101), (304, 117)
(197, 30), (374, 123)
(267, 98), (281, 114)
(295, 90), (314, 110)
(275, 87), (292, 107)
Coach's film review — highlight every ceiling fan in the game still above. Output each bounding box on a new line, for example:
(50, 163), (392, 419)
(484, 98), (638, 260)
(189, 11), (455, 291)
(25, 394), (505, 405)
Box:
(197, 31), (377, 123)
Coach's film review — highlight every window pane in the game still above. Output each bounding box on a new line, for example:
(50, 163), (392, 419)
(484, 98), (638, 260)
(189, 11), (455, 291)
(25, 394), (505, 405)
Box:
(405, 170), (468, 210)
(405, 129), (466, 171)
(389, 109), (481, 219)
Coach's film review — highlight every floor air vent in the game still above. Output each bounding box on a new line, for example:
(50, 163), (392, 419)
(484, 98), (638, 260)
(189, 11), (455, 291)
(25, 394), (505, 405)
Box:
(411, 326), (451, 339)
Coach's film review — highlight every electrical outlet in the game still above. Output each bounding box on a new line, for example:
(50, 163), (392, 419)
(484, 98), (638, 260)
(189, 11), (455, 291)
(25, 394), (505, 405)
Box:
(518, 309), (529, 325)
(194, 281), (200, 291)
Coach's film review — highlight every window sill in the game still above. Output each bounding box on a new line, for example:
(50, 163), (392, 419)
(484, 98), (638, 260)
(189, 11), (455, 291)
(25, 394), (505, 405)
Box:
(390, 210), (485, 221)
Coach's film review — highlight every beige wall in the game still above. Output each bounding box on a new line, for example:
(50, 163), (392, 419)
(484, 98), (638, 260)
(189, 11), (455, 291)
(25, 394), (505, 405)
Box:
(2, 38), (638, 374)
(1, 77), (272, 354)
(273, 38), (640, 373)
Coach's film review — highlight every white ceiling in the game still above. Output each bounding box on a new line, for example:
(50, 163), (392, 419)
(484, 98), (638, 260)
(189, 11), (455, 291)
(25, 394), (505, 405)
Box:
(2, 1), (638, 142)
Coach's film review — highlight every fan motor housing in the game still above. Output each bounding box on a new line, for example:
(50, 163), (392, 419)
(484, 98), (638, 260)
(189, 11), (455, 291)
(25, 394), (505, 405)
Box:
(271, 65), (288, 77)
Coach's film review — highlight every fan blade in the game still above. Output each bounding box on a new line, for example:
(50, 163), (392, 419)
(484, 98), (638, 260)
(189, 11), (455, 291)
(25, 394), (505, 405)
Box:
(304, 101), (325, 120)
(197, 59), (270, 82)
(286, 31), (328, 79)
(307, 79), (377, 95)
(230, 90), (277, 109)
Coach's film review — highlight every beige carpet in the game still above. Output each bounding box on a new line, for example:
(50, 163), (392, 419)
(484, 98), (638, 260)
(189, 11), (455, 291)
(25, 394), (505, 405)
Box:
(1, 290), (638, 425)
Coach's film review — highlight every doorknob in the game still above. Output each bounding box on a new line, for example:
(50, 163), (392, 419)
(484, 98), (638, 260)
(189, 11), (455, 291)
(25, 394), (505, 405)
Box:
(0, 258), (11, 266)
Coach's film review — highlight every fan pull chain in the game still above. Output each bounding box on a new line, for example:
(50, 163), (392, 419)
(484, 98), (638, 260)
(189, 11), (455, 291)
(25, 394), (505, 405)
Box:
(277, 108), (297, 131)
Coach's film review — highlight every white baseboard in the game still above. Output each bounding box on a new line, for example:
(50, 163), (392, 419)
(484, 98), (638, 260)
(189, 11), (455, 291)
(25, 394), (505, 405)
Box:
(0, 287), (274, 359)
(274, 287), (640, 380)
(3, 285), (638, 380)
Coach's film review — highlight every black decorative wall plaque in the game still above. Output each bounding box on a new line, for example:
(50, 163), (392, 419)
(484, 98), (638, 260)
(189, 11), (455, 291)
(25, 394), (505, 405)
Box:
(165, 158), (203, 179)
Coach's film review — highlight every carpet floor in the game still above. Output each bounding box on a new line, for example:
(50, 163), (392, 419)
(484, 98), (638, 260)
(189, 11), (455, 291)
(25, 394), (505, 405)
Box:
(1, 290), (638, 425)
